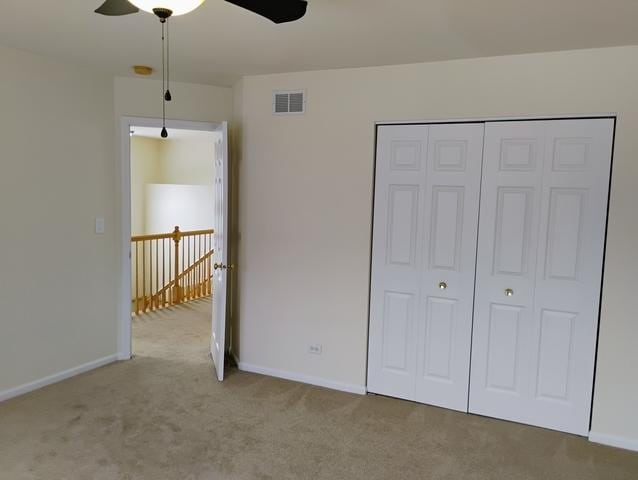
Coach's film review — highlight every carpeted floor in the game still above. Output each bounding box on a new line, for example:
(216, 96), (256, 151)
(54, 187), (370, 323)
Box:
(1, 298), (637, 480)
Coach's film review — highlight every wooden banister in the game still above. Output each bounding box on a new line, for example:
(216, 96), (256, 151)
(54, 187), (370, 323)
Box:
(153, 250), (214, 303)
(172, 226), (182, 304)
(131, 226), (214, 315)
(131, 227), (214, 242)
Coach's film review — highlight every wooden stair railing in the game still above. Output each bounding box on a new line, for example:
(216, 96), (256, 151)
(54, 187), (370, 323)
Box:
(153, 250), (214, 307)
(131, 226), (214, 315)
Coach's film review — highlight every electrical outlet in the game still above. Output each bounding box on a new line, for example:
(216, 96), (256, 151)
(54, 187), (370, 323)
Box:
(308, 344), (322, 355)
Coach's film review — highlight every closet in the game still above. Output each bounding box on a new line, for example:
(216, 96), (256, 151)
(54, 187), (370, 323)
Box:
(367, 118), (614, 436)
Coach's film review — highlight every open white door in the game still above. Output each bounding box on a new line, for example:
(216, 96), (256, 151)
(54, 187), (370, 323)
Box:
(211, 122), (229, 381)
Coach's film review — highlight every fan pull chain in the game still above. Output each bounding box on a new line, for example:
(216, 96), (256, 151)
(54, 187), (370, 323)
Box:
(160, 19), (168, 138)
(165, 19), (172, 102)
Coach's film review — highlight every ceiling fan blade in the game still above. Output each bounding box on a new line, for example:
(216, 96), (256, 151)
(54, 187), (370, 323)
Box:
(95, 0), (139, 16)
(225, 0), (308, 24)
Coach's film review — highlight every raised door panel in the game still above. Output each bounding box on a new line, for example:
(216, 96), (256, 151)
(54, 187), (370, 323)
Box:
(386, 185), (419, 267)
(390, 140), (422, 171)
(433, 140), (468, 172)
(429, 186), (464, 271)
(544, 188), (585, 281)
(551, 138), (589, 172)
(381, 292), (415, 372)
(415, 123), (484, 412)
(493, 187), (534, 276)
(422, 296), (457, 382)
(534, 309), (577, 402)
(485, 304), (524, 393)
(499, 139), (538, 172)
(368, 125), (429, 400)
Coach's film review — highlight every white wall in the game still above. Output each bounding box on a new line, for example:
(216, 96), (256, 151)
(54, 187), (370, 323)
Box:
(233, 46), (638, 447)
(145, 184), (214, 234)
(114, 77), (233, 126)
(0, 45), (116, 394)
(130, 133), (218, 236)
(158, 136), (216, 186)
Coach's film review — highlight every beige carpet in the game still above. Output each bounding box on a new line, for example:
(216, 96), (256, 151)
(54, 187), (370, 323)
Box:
(1, 298), (637, 480)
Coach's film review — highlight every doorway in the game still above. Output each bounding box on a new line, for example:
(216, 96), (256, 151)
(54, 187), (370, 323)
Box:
(119, 117), (230, 381)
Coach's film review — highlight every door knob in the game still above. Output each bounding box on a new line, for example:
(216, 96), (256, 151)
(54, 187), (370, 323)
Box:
(214, 263), (234, 271)
(505, 288), (514, 297)
(438, 282), (448, 290)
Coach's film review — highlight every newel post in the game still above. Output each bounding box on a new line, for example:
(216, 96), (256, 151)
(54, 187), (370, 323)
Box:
(172, 226), (182, 304)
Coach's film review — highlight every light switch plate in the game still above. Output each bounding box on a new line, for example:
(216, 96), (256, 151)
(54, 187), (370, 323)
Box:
(95, 217), (105, 234)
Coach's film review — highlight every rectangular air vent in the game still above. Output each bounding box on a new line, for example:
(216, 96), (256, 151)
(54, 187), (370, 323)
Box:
(273, 90), (305, 115)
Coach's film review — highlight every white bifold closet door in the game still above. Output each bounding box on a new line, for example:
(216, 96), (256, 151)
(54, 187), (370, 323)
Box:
(469, 119), (614, 435)
(367, 123), (484, 411)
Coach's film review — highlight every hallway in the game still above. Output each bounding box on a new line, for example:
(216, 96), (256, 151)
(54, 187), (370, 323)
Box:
(132, 296), (213, 360)
(1, 300), (637, 479)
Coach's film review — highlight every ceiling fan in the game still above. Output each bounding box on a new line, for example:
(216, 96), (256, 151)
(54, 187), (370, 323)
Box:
(94, 0), (308, 138)
(94, 0), (309, 24)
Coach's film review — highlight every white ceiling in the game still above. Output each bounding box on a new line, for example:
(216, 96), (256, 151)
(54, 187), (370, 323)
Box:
(1, 0), (638, 87)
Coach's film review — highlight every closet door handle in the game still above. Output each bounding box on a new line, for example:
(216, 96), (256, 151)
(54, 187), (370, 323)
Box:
(438, 282), (448, 290)
(504, 288), (514, 297)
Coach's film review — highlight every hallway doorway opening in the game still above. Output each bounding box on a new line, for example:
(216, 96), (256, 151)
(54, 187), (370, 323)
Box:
(119, 117), (229, 381)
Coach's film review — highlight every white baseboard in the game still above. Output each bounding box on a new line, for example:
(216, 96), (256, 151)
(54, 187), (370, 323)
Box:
(236, 360), (367, 395)
(0, 354), (119, 403)
(589, 431), (638, 452)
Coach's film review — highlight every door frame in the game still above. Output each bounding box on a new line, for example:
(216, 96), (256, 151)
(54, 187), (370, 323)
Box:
(374, 113), (617, 127)
(366, 113), (617, 432)
(117, 116), (224, 360)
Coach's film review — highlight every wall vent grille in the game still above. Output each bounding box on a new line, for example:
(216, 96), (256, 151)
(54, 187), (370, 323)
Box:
(273, 90), (305, 115)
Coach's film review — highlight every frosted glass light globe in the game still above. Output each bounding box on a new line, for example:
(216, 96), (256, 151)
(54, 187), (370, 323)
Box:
(129, 0), (205, 16)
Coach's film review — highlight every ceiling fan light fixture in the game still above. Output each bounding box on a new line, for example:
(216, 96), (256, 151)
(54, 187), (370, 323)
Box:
(128, 0), (205, 16)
